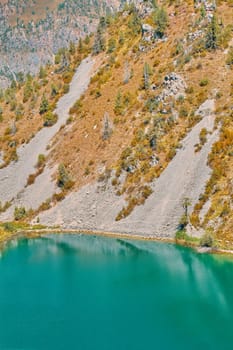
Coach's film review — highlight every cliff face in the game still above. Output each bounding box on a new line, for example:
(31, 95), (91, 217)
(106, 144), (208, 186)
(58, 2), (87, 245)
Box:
(0, 0), (120, 87)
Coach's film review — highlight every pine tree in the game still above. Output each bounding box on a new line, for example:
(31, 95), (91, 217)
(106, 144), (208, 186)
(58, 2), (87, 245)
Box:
(200, 4), (206, 19)
(128, 7), (142, 36)
(57, 164), (74, 189)
(143, 63), (152, 90)
(205, 15), (219, 50)
(114, 91), (124, 115)
(107, 38), (116, 53)
(39, 94), (49, 115)
(154, 7), (168, 38)
(69, 41), (75, 54)
(93, 16), (107, 55)
(93, 27), (105, 54)
(23, 79), (33, 103)
(99, 16), (106, 30)
(11, 79), (17, 89)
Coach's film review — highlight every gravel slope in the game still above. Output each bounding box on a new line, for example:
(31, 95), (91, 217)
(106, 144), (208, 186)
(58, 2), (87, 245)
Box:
(39, 100), (218, 237)
(0, 57), (95, 219)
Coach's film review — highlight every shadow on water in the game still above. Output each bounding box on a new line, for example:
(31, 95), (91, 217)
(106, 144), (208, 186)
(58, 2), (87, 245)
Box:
(116, 238), (149, 256)
(40, 234), (150, 257)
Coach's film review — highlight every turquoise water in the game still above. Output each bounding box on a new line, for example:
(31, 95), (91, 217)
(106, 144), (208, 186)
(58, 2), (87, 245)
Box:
(1, 235), (233, 350)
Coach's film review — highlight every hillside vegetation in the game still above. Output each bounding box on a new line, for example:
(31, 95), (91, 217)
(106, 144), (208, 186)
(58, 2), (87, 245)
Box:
(0, 0), (233, 248)
(47, 0), (233, 244)
(0, 38), (92, 166)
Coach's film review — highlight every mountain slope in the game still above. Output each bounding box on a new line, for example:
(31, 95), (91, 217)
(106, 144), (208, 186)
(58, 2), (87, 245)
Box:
(0, 0), (233, 248)
(38, 104), (218, 237)
(0, 56), (97, 220)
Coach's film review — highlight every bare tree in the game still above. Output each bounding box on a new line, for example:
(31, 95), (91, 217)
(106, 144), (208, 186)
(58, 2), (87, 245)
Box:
(123, 61), (131, 84)
(102, 112), (112, 140)
(182, 197), (191, 218)
(11, 119), (17, 135)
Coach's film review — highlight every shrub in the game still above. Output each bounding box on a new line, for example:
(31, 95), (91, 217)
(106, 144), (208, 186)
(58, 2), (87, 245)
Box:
(70, 99), (83, 114)
(27, 173), (37, 186)
(226, 47), (233, 67)
(0, 201), (11, 213)
(189, 212), (200, 227)
(39, 199), (51, 211)
(107, 38), (116, 53)
(37, 154), (46, 168)
(3, 222), (15, 232)
(179, 107), (188, 118)
(57, 164), (74, 189)
(84, 167), (90, 176)
(51, 84), (58, 97)
(200, 233), (214, 247)
(199, 78), (209, 87)
(66, 116), (73, 124)
(43, 112), (58, 127)
(10, 148), (18, 162)
(166, 147), (176, 161)
(53, 192), (66, 202)
(185, 86), (194, 94)
(178, 214), (188, 230)
(175, 229), (187, 240)
(199, 128), (208, 145)
(111, 178), (118, 186)
(205, 15), (219, 50)
(39, 95), (49, 114)
(141, 185), (152, 199)
(14, 206), (27, 221)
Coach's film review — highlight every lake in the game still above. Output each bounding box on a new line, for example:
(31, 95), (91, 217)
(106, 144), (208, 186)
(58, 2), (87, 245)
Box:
(0, 234), (233, 350)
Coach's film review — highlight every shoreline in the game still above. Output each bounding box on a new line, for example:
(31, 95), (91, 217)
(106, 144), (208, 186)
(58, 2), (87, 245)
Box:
(1, 227), (233, 257)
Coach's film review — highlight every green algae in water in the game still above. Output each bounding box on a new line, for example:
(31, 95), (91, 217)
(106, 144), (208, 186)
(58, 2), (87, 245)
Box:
(1, 234), (233, 350)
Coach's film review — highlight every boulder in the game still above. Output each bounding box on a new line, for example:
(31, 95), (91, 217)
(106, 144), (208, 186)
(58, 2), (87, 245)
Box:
(158, 73), (187, 101)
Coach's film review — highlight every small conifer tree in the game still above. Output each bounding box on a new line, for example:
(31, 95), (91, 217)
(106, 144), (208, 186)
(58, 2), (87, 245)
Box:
(143, 63), (152, 90)
(205, 15), (219, 50)
(154, 7), (168, 38)
(39, 94), (49, 115)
